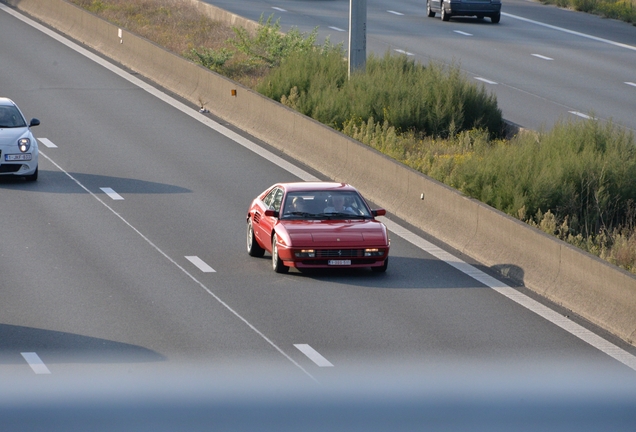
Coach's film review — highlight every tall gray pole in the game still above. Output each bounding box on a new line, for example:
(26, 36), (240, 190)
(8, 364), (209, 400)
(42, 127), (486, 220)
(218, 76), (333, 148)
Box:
(348, 0), (367, 77)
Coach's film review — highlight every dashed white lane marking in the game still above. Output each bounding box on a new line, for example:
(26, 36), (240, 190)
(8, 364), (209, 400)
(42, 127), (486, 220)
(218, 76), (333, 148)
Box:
(454, 30), (473, 36)
(394, 49), (414, 56)
(328, 26), (346, 32)
(294, 344), (334, 367)
(100, 187), (124, 200)
(272, 7), (286, 12)
(38, 138), (57, 148)
(185, 256), (216, 273)
(569, 111), (594, 119)
(21, 352), (51, 374)
(379, 217), (636, 372)
(387, 10), (404, 15)
(626, 82), (636, 88)
(474, 77), (498, 85)
(13, 3), (635, 374)
(532, 54), (553, 60)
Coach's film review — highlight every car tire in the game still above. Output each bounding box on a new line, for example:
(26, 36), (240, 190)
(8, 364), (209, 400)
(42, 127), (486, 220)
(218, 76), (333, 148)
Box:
(247, 219), (265, 257)
(272, 236), (289, 274)
(24, 165), (38, 182)
(426, 0), (435, 17)
(491, 13), (501, 23)
(441, 4), (450, 21)
(372, 257), (389, 273)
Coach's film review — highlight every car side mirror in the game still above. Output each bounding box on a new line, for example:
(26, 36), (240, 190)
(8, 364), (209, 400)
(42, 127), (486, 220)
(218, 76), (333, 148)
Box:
(372, 209), (386, 217)
(264, 209), (279, 218)
(29, 118), (40, 127)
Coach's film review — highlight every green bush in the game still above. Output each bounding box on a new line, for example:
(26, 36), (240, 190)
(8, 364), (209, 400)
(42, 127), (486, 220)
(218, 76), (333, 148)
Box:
(259, 51), (503, 138)
(447, 119), (636, 237)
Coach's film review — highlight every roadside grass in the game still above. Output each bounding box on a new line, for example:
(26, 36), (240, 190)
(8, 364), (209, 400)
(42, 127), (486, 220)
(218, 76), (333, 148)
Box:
(540, 0), (636, 24)
(68, 0), (636, 273)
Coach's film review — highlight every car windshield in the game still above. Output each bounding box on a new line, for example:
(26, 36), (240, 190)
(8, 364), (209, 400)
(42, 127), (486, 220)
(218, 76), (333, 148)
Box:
(281, 190), (372, 220)
(0, 105), (26, 128)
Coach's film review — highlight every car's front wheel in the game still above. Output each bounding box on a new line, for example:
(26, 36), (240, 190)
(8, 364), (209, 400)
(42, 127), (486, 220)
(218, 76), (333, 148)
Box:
(371, 257), (389, 273)
(247, 219), (265, 257)
(24, 165), (38, 182)
(272, 236), (289, 274)
(441, 3), (450, 21)
(426, 0), (435, 17)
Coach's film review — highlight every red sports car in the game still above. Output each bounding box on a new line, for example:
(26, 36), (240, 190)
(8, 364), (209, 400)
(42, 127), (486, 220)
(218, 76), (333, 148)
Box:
(246, 182), (390, 273)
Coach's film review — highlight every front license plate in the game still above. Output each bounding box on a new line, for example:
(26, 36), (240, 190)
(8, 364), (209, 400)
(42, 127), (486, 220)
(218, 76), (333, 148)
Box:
(5, 154), (31, 161)
(328, 260), (351, 266)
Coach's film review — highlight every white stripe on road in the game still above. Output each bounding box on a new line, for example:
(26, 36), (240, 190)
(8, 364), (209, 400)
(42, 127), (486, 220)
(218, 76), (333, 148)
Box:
(474, 77), (498, 85)
(21, 352), (51, 374)
(502, 12), (636, 52)
(271, 7), (286, 12)
(294, 344), (334, 367)
(454, 30), (473, 36)
(38, 138), (57, 148)
(100, 187), (124, 200)
(387, 10), (404, 15)
(569, 111), (594, 119)
(379, 217), (636, 372)
(626, 82), (636, 88)
(328, 26), (346, 32)
(394, 49), (414, 56)
(532, 54), (553, 60)
(185, 256), (216, 273)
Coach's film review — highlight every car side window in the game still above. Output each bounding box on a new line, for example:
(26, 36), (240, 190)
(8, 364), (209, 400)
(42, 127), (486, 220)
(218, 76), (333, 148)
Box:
(262, 188), (277, 208)
(271, 189), (284, 212)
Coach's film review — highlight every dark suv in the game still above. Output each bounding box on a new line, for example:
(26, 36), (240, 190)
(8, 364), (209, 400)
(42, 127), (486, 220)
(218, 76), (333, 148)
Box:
(427, 0), (501, 23)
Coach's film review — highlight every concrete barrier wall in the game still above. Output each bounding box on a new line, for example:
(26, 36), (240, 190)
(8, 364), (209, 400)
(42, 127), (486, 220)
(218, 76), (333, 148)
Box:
(6, 0), (635, 345)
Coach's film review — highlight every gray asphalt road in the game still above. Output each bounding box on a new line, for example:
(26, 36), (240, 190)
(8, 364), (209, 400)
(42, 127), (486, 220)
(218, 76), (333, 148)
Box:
(202, 0), (636, 132)
(1, 4), (635, 391)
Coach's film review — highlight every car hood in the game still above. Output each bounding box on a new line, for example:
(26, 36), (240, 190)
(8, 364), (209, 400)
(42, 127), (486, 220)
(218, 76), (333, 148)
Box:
(0, 127), (29, 148)
(279, 219), (388, 246)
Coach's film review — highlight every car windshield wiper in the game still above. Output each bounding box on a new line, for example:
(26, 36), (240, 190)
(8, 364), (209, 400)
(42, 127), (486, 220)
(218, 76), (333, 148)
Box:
(323, 212), (367, 219)
(285, 212), (322, 218)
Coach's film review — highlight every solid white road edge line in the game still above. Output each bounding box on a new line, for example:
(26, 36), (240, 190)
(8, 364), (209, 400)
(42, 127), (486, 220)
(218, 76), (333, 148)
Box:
(21, 352), (51, 375)
(387, 10), (404, 16)
(328, 26), (346, 32)
(454, 30), (473, 36)
(569, 111), (594, 119)
(294, 344), (334, 367)
(379, 217), (636, 372)
(532, 54), (554, 60)
(271, 7), (286, 12)
(38, 138), (58, 148)
(7, 4), (634, 372)
(185, 256), (216, 273)
(502, 12), (636, 53)
(625, 82), (636, 88)
(100, 187), (124, 200)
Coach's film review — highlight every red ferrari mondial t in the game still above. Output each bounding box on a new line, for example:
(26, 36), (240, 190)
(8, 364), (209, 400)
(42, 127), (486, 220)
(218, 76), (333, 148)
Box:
(246, 182), (390, 273)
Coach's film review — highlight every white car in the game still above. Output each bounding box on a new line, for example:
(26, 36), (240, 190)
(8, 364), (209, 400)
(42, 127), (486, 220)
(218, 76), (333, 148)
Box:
(0, 97), (40, 181)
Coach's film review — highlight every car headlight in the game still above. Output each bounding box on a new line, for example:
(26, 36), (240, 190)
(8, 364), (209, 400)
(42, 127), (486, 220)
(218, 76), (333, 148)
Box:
(18, 138), (30, 152)
(364, 248), (385, 257)
(294, 250), (315, 258)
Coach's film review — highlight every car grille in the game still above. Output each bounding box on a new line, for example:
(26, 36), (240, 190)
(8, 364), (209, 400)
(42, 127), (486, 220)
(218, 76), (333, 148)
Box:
(0, 164), (21, 173)
(316, 249), (364, 258)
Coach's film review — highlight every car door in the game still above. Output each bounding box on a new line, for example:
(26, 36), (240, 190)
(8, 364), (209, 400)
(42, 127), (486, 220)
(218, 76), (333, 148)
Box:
(253, 187), (283, 251)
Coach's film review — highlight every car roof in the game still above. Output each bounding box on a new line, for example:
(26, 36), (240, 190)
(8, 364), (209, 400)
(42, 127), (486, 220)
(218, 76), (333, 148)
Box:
(0, 97), (15, 107)
(278, 182), (358, 193)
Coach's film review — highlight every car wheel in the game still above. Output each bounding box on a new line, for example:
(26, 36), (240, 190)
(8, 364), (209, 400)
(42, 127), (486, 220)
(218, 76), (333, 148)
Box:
(441, 3), (450, 21)
(247, 219), (265, 257)
(272, 236), (289, 274)
(491, 13), (501, 23)
(372, 257), (389, 273)
(24, 165), (38, 182)
(426, 0), (435, 17)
